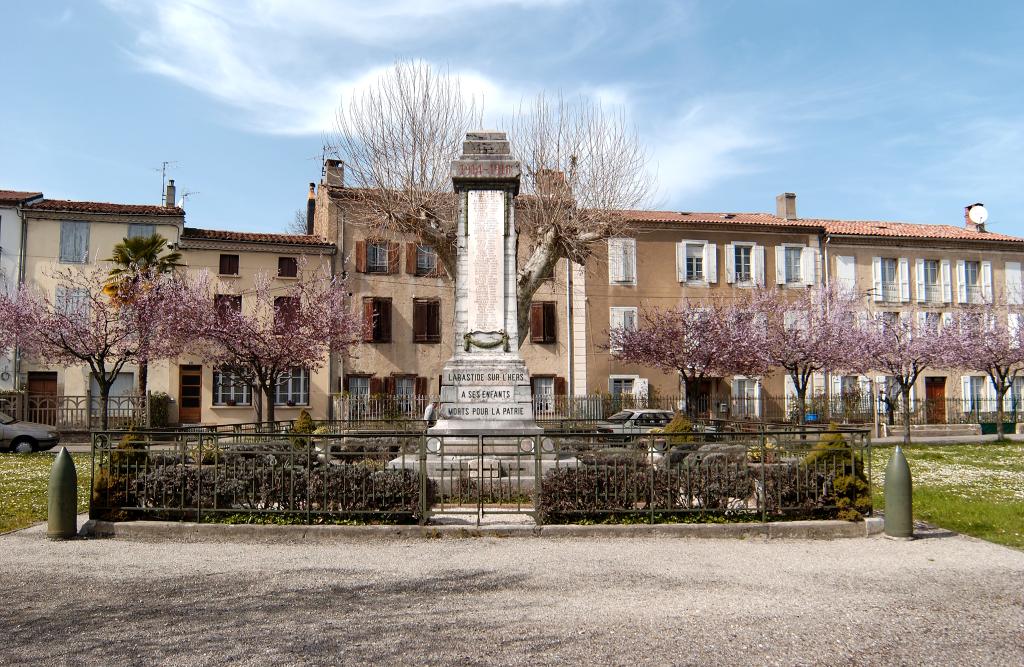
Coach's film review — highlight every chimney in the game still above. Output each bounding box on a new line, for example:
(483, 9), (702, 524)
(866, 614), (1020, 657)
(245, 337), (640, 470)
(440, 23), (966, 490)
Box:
(323, 159), (344, 188)
(165, 179), (176, 208)
(775, 192), (797, 220)
(306, 183), (316, 235)
(537, 169), (567, 196)
(964, 202), (987, 233)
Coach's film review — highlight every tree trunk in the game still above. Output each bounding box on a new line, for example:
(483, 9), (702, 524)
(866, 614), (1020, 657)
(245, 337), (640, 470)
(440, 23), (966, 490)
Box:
(253, 390), (264, 423)
(139, 361), (149, 399)
(99, 384), (110, 431)
(902, 384), (912, 446)
(797, 386), (807, 426)
(264, 385), (276, 425)
(996, 384), (1008, 441)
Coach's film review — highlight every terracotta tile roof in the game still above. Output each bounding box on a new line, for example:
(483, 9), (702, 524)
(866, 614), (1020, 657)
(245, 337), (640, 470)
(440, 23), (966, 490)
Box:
(0, 189), (43, 205)
(181, 227), (334, 247)
(28, 199), (185, 216)
(815, 218), (1024, 242)
(624, 208), (1024, 243)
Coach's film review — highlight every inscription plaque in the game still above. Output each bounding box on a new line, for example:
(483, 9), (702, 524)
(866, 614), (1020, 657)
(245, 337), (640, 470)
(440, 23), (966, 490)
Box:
(466, 190), (505, 333)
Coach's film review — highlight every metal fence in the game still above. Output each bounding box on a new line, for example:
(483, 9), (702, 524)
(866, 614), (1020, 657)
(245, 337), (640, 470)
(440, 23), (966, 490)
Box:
(0, 393), (145, 430)
(89, 424), (872, 526)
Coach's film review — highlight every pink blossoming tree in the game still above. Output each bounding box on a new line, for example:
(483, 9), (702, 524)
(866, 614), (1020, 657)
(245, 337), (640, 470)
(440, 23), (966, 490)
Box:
(176, 265), (364, 423)
(0, 265), (191, 430)
(608, 298), (769, 416)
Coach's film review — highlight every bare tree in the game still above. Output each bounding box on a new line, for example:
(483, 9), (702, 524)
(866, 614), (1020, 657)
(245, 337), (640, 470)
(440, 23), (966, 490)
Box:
(328, 61), (653, 346)
(286, 210), (309, 236)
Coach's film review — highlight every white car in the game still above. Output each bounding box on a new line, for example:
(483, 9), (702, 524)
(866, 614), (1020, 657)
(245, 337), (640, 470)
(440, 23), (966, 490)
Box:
(595, 409), (674, 436)
(1, 412), (61, 453)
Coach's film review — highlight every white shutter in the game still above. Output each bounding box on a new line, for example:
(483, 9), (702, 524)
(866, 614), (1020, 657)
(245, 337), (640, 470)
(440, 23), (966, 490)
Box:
(836, 255), (855, 291)
(916, 311), (927, 329)
(899, 257), (911, 302)
(1006, 262), (1022, 305)
(961, 375), (972, 412)
(775, 246), (787, 285)
(1009, 312), (1022, 339)
(941, 260), (953, 303)
(830, 374), (842, 399)
(675, 242), (686, 282)
(812, 371), (825, 395)
(916, 259), (926, 302)
(802, 247), (817, 286)
(784, 375), (796, 413)
(705, 243), (717, 283)
(609, 307), (624, 331)
(633, 378), (649, 406)
(607, 239), (622, 283)
(956, 260), (967, 303)
(942, 311), (953, 327)
(753, 245), (765, 286)
(872, 257), (882, 302)
(724, 243), (735, 283)
(754, 379), (762, 417)
(981, 261), (993, 302)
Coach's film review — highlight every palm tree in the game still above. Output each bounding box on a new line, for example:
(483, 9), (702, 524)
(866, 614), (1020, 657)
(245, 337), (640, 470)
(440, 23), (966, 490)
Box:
(105, 234), (183, 399)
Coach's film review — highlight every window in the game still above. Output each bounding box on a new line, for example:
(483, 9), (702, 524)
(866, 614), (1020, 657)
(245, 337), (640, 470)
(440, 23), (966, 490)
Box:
(274, 296), (300, 330)
(609, 377), (635, 397)
(608, 238), (636, 285)
(415, 245), (437, 276)
(367, 241), (389, 273)
(609, 306), (638, 352)
(274, 368), (310, 406)
(734, 244), (752, 283)
(530, 301), (557, 344)
(964, 260), (981, 303)
(880, 258), (898, 301)
(412, 298), (441, 343)
(533, 377), (555, 413)
(733, 378), (759, 417)
(55, 287), (89, 320)
(127, 223), (155, 240)
(214, 294), (241, 316)
(394, 376), (415, 414)
(363, 297), (392, 343)
(685, 243), (703, 281)
(219, 254), (239, 276)
(784, 246), (802, 283)
(278, 257), (298, 278)
(923, 260), (940, 302)
(213, 369), (251, 406)
(879, 311), (900, 328)
(59, 221), (89, 263)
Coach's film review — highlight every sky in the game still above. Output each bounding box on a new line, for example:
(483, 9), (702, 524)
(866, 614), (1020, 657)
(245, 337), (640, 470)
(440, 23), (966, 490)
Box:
(2, 1), (1024, 235)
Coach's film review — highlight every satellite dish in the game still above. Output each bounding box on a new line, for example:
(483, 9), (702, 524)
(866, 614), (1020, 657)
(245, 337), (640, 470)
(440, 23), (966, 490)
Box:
(968, 204), (988, 225)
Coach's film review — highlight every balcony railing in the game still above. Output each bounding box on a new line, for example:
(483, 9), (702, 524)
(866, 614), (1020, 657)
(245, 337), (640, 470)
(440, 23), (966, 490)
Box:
(923, 283), (943, 303)
(879, 281), (900, 302)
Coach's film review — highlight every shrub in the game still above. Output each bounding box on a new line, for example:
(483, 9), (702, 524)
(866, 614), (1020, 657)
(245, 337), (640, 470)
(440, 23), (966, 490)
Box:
(536, 467), (652, 523)
(290, 409), (315, 448)
(657, 413), (695, 446)
(797, 424), (872, 521)
(148, 392), (171, 428)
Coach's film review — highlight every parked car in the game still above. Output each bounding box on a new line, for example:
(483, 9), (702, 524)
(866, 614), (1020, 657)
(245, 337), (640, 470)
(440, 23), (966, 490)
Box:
(1, 411), (60, 453)
(594, 409), (674, 437)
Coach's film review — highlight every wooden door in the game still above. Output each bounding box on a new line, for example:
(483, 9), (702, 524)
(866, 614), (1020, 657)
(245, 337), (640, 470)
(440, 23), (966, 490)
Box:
(26, 372), (58, 425)
(179, 365), (203, 424)
(925, 377), (946, 424)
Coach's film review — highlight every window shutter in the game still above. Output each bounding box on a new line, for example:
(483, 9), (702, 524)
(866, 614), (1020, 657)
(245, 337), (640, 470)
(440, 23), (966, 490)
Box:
(1010, 312), (1021, 339)
(941, 260), (952, 303)
(607, 239), (623, 283)
(724, 243), (735, 283)
(413, 300), (428, 342)
(609, 308), (624, 331)
(369, 377), (383, 396)
(705, 243), (717, 283)
(871, 257), (883, 302)
(675, 242), (686, 282)
(554, 376), (567, 396)
(428, 300), (441, 342)
(801, 247), (816, 286)
(415, 376), (428, 397)
(899, 257), (910, 302)
(383, 376), (396, 395)
(623, 238), (636, 283)
(961, 375), (972, 411)
(942, 311), (953, 327)
(836, 255), (855, 291)
(753, 245), (765, 286)
(406, 243), (418, 274)
(354, 240), (367, 273)
(362, 297), (375, 342)
(530, 302), (544, 343)
(775, 246), (786, 285)
(543, 302), (557, 343)
(753, 380), (762, 417)
(55, 286), (67, 314)
(981, 261), (993, 301)
(387, 242), (400, 274)
(915, 259), (926, 302)
(1006, 262), (1022, 305)
(956, 260), (967, 303)
(379, 299), (392, 342)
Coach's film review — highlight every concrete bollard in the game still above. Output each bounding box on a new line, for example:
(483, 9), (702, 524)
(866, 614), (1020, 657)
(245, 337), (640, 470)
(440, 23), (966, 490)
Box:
(884, 445), (913, 539)
(47, 447), (78, 540)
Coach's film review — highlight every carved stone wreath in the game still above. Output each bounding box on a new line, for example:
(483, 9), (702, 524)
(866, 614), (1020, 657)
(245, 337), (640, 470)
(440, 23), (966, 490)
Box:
(464, 330), (510, 353)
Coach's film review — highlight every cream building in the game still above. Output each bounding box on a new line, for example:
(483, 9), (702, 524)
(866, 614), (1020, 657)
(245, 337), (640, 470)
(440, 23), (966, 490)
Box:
(0, 189), (43, 390)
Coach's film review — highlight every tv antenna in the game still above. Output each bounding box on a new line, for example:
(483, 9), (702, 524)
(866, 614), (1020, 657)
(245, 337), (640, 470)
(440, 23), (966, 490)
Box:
(153, 160), (179, 205)
(178, 190), (200, 208)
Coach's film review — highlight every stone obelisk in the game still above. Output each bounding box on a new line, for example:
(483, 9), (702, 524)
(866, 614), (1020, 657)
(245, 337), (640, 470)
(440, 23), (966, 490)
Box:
(428, 131), (541, 437)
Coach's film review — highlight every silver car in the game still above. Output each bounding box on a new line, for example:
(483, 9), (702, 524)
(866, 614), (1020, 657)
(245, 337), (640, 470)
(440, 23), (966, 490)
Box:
(1, 412), (61, 453)
(595, 409), (674, 436)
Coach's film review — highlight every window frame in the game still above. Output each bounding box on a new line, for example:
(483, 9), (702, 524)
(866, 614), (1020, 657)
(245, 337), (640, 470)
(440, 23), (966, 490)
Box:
(412, 298), (441, 343)
(127, 223), (156, 240)
(733, 243), (753, 284)
(212, 368), (252, 406)
(219, 254), (240, 276)
(415, 245), (437, 277)
(364, 297), (393, 343)
(274, 367), (310, 406)
(367, 241), (389, 274)
(783, 246), (803, 284)
(530, 301), (557, 344)
(59, 220), (90, 264)
(278, 256), (298, 278)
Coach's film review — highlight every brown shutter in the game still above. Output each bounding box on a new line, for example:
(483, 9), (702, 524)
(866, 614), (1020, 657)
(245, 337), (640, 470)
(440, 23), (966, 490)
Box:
(383, 376), (396, 395)
(428, 300), (441, 342)
(362, 297), (375, 342)
(554, 376), (567, 396)
(406, 243), (418, 275)
(415, 376), (428, 397)
(354, 240), (367, 273)
(543, 302), (557, 343)
(438, 374), (443, 394)
(387, 242), (400, 274)
(530, 302), (544, 343)
(379, 299), (392, 342)
(413, 299), (427, 342)
(369, 377), (383, 396)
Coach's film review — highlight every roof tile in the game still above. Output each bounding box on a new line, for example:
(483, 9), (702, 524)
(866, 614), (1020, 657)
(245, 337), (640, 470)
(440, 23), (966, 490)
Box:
(181, 227), (333, 247)
(0, 189), (43, 205)
(28, 199), (185, 216)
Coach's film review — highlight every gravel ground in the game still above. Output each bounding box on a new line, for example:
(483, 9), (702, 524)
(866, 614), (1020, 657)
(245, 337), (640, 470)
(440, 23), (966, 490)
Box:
(2, 523), (1022, 666)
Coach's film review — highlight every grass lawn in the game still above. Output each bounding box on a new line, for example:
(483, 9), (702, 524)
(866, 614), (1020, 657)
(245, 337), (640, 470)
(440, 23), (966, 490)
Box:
(870, 442), (1024, 550)
(0, 452), (92, 534)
